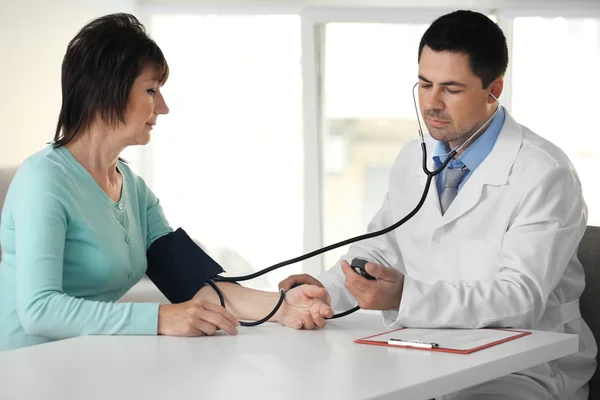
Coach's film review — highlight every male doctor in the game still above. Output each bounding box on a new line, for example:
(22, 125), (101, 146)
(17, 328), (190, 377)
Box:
(280, 10), (596, 399)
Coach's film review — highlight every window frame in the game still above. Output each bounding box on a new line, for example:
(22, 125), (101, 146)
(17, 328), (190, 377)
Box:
(139, 3), (600, 276)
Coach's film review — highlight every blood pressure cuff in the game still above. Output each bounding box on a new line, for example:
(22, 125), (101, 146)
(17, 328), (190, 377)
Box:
(146, 228), (225, 304)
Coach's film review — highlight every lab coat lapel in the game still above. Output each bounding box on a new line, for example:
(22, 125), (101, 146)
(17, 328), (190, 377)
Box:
(438, 111), (524, 227)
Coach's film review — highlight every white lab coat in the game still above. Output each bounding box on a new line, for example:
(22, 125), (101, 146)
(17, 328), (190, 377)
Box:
(319, 111), (597, 399)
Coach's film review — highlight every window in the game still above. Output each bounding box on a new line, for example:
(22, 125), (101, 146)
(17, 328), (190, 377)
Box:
(320, 22), (429, 269)
(139, 8), (600, 283)
(511, 16), (600, 225)
(148, 15), (303, 290)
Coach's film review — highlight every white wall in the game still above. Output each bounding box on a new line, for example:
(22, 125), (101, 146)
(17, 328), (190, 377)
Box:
(139, 0), (600, 10)
(1, 0), (595, 170)
(0, 0), (138, 168)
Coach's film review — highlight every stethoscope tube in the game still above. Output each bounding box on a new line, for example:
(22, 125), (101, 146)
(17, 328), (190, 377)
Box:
(210, 84), (501, 327)
(207, 280), (285, 327)
(209, 145), (451, 325)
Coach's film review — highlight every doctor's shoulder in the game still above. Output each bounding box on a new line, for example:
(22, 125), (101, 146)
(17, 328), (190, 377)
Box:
(508, 126), (584, 201)
(389, 138), (424, 174)
(514, 126), (580, 177)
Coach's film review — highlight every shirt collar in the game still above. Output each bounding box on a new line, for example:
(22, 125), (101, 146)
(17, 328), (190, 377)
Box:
(433, 105), (506, 170)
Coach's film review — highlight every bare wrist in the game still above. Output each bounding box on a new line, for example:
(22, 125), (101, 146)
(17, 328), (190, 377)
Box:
(270, 291), (286, 323)
(157, 304), (165, 335)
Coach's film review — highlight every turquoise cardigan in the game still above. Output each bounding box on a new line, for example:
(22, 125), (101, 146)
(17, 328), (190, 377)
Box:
(0, 145), (173, 350)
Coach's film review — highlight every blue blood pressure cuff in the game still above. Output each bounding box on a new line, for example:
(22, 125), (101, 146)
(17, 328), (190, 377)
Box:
(146, 228), (225, 304)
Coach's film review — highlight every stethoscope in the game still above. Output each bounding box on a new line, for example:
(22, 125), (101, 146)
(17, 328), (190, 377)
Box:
(210, 82), (502, 326)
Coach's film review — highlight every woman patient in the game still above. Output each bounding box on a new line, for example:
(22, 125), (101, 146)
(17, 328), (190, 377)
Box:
(0, 13), (332, 351)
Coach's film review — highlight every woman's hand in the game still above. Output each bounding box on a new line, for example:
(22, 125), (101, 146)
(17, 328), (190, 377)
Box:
(157, 292), (240, 337)
(276, 285), (334, 330)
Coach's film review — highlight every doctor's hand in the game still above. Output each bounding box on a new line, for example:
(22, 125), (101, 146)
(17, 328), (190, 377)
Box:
(341, 260), (404, 311)
(278, 274), (330, 306)
(276, 285), (334, 330)
(278, 273), (324, 291)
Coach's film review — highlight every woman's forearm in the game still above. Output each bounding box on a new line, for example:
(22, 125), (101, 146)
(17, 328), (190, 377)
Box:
(196, 282), (282, 322)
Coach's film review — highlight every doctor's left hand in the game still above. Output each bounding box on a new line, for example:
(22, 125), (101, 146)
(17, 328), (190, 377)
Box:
(341, 260), (404, 311)
(276, 285), (334, 330)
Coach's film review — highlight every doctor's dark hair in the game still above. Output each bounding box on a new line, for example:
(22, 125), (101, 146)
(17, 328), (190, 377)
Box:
(418, 10), (508, 88)
(53, 13), (169, 148)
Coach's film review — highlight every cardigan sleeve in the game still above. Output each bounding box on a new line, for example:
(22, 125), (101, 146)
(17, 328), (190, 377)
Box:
(13, 158), (159, 339)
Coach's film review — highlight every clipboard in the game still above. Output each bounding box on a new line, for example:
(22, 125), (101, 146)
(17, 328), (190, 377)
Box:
(354, 327), (532, 354)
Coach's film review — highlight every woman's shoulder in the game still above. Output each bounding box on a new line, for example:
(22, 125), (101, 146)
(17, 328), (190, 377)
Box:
(4, 146), (70, 213)
(16, 145), (68, 183)
(117, 161), (153, 199)
(117, 161), (145, 187)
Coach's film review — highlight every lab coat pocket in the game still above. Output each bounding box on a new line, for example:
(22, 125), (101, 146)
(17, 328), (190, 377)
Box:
(459, 240), (503, 281)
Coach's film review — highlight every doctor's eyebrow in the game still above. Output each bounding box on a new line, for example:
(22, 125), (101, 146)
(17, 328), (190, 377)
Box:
(418, 75), (468, 88)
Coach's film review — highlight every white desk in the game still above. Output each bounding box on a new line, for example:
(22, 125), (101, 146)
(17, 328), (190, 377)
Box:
(0, 312), (578, 400)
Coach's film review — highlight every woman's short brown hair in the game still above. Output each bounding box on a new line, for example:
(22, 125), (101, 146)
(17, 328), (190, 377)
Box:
(53, 13), (169, 148)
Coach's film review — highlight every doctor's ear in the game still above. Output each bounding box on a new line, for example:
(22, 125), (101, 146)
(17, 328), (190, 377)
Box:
(487, 77), (504, 104)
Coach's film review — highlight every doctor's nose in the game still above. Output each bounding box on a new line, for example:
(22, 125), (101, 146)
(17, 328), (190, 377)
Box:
(422, 88), (445, 111)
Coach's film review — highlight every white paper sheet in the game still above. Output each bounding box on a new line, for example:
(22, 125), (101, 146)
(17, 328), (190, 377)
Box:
(367, 328), (523, 351)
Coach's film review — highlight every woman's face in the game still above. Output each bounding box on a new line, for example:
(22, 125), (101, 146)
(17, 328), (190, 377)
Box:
(121, 65), (169, 146)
